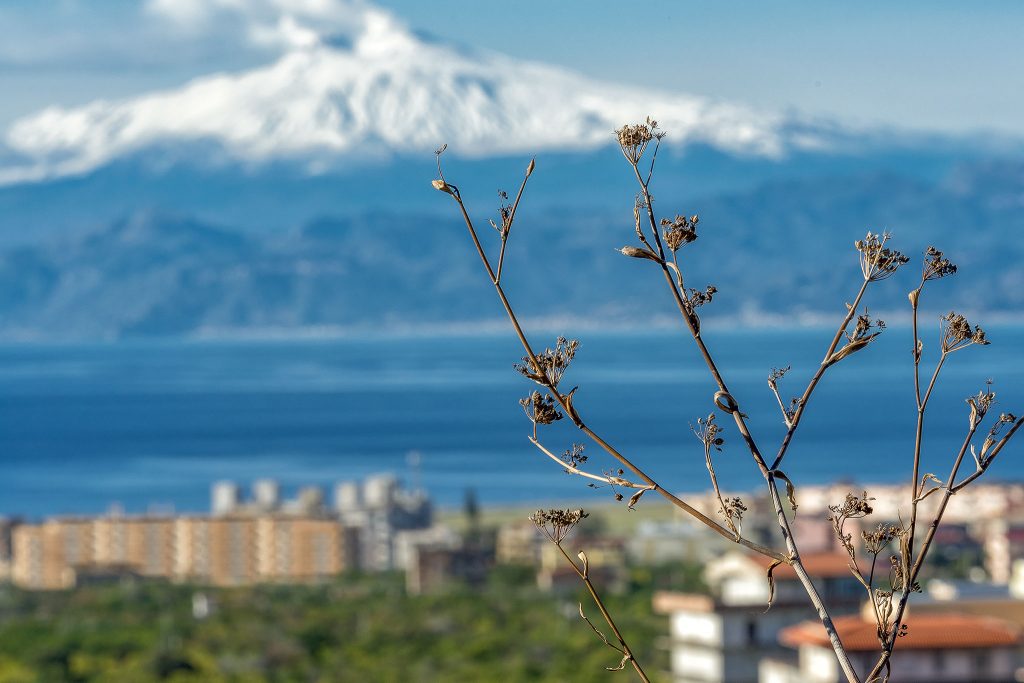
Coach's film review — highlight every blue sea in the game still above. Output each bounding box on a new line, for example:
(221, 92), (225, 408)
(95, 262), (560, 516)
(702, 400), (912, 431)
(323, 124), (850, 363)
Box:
(0, 326), (1021, 518)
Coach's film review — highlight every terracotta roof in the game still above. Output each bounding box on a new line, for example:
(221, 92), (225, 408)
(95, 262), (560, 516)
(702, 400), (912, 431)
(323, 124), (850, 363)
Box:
(749, 552), (859, 580)
(780, 612), (1021, 651)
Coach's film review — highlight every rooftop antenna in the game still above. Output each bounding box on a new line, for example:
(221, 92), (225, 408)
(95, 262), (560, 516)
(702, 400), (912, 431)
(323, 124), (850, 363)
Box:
(406, 449), (423, 494)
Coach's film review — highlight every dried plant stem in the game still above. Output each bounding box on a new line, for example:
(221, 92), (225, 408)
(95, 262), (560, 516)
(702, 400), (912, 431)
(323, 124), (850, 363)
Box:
(529, 436), (654, 493)
(769, 381), (793, 428)
(628, 163), (861, 683)
(554, 543), (651, 682)
(702, 440), (737, 538)
(438, 134), (1021, 683)
(769, 278), (871, 471)
(864, 287), (1020, 682)
(866, 417), (1024, 681)
(437, 168), (788, 562)
(952, 418), (1023, 491)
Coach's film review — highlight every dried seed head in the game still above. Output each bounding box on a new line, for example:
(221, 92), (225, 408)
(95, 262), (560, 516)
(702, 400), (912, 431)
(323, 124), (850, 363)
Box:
(661, 214), (699, 251)
(720, 496), (747, 525)
(923, 246), (957, 281)
(529, 508), (589, 543)
(855, 231), (909, 281)
(828, 491), (874, 558)
(767, 366), (791, 388)
(560, 443), (587, 472)
(688, 285), (717, 308)
(941, 311), (990, 353)
(966, 381), (996, 428)
(830, 492), (875, 519)
(862, 523), (903, 555)
(692, 413), (726, 451)
(514, 337), (579, 387)
(615, 117), (662, 164)
(519, 391), (563, 426)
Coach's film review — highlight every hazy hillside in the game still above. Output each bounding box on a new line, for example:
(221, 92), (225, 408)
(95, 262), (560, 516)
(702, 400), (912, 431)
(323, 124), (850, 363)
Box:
(0, 158), (1020, 340)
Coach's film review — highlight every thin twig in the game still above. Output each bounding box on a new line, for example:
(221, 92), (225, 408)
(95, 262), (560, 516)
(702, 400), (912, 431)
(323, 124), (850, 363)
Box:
(554, 543), (651, 682)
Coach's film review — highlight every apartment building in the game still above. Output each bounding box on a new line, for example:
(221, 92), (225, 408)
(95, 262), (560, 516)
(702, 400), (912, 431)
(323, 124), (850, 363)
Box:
(12, 513), (353, 589)
(10, 475), (426, 590)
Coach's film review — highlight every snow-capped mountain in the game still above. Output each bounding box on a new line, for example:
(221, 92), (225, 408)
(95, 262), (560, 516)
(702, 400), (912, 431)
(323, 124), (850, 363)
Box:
(0, 4), (797, 186)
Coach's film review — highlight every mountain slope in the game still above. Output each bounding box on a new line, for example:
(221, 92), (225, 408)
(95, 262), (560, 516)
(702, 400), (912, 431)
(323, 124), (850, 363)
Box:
(0, 8), (793, 186)
(1, 161), (1021, 340)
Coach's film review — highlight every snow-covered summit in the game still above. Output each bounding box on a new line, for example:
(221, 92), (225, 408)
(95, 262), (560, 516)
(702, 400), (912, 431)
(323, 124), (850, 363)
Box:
(0, 2), (795, 185)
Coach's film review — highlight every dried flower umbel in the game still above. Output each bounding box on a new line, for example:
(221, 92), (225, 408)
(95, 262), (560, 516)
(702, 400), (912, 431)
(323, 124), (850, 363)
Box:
(687, 285), (717, 308)
(615, 117), (663, 165)
(661, 214), (699, 251)
(922, 246), (957, 281)
(856, 231), (910, 281)
(560, 443), (588, 472)
(520, 391), (562, 437)
(530, 508), (589, 544)
(828, 492), (874, 558)
(514, 336), (579, 388)
(966, 381), (996, 429)
(940, 311), (989, 353)
(862, 523), (902, 556)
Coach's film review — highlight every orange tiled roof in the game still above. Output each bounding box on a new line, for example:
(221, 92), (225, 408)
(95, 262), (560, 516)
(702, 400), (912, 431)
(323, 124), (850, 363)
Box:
(780, 612), (1021, 651)
(750, 552), (860, 580)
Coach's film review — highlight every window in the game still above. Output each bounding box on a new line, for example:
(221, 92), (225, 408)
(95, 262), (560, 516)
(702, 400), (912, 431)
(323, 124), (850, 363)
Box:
(973, 652), (989, 675)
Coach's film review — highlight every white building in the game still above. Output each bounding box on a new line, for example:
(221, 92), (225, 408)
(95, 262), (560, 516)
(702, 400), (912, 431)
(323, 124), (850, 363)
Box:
(334, 474), (431, 571)
(763, 611), (1021, 683)
(654, 551), (863, 683)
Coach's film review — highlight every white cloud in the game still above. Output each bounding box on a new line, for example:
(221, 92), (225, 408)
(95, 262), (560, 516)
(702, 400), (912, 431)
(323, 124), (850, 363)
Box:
(0, 0), (383, 70)
(144, 0), (380, 51)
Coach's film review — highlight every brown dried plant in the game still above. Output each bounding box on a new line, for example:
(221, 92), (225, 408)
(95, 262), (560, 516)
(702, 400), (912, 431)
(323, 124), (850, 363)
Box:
(432, 124), (1023, 683)
(530, 509), (650, 679)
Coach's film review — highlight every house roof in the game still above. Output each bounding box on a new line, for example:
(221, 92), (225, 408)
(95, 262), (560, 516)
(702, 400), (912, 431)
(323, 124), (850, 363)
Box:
(749, 551), (859, 580)
(652, 591), (715, 614)
(780, 612), (1021, 651)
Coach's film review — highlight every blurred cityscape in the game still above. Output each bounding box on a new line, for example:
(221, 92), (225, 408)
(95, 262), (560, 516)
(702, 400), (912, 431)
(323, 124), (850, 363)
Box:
(3, 477), (1024, 680)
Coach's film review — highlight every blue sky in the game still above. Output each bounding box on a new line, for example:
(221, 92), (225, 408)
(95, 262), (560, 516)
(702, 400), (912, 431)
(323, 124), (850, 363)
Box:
(375, 1), (1024, 136)
(1, 1), (1022, 137)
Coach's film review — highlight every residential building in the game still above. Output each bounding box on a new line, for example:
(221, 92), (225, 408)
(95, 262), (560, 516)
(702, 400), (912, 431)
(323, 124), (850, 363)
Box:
(9, 475), (428, 589)
(335, 474), (431, 571)
(763, 611), (1021, 682)
(654, 551), (864, 683)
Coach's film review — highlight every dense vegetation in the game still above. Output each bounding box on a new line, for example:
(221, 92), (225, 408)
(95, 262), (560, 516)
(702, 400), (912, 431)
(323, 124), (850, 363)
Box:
(0, 565), (699, 682)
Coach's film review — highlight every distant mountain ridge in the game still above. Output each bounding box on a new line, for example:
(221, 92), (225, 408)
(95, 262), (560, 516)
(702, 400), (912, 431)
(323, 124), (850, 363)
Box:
(0, 2), (1022, 339)
(1, 159), (1021, 340)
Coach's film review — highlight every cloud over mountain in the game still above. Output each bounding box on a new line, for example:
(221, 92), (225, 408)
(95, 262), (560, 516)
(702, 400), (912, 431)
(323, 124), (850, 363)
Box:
(0, 0), (798, 185)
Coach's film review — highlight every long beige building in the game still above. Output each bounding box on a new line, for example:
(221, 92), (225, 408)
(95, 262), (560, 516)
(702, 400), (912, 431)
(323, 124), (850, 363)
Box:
(12, 514), (355, 589)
